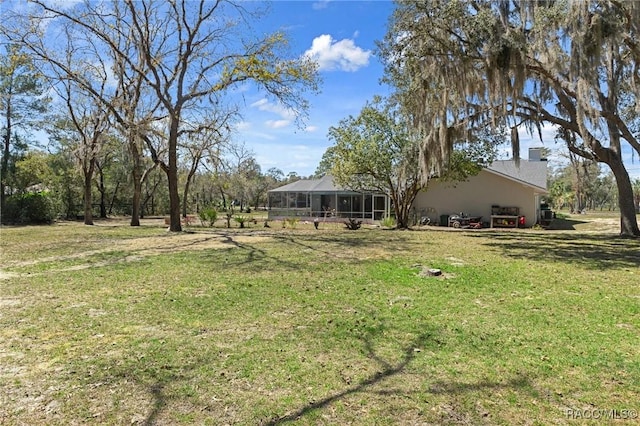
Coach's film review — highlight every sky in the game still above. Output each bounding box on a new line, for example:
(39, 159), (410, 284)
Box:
(8, 0), (639, 180)
(230, 0), (395, 177)
(234, 0), (640, 180)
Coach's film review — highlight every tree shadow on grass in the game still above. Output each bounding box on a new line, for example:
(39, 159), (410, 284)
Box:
(427, 374), (532, 395)
(196, 230), (424, 273)
(472, 231), (640, 270)
(143, 383), (165, 426)
(193, 231), (307, 272)
(262, 332), (431, 425)
(107, 350), (205, 426)
(271, 231), (425, 261)
(545, 217), (588, 230)
(216, 233), (271, 269)
(262, 329), (537, 425)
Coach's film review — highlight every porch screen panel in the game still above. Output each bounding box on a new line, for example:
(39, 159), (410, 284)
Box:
(269, 192), (283, 208)
(311, 194), (322, 215)
(364, 195), (373, 218)
(287, 193), (297, 208)
(352, 195), (363, 218)
(297, 193), (309, 208)
(338, 195), (351, 213)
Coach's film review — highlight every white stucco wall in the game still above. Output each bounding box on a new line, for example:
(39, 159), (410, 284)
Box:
(413, 170), (543, 227)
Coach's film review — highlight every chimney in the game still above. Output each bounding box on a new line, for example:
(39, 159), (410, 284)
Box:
(528, 147), (546, 162)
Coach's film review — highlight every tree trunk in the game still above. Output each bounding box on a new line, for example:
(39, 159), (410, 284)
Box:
(219, 187), (227, 210)
(393, 191), (410, 229)
(108, 181), (119, 215)
(396, 204), (408, 228)
(392, 182), (421, 229)
(141, 176), (161, 217)
(182, 180), (190, 218)
(96, 164), (107, 218)
(168, 119), (182, 232)
(129, 142), (144, 226)
(131, 177), (142, 226)
(182, 170), (196, 218)
(83, 161), (95, 225)
(1, 102), (11, 216)
(607, 157), (640, 237)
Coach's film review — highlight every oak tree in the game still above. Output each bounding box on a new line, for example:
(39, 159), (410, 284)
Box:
(323, 97), (495, 228)
(9, 0), (318, 231)
(382, 0), (640, 236)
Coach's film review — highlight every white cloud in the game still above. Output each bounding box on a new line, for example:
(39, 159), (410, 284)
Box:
(235, 121), (251, 131)
(304, 34), (371, 72)
(305, 125), (319, 133)
(250, 98), (296, 121)
(266, 120), (291, 129)
(312, 0), (331, 11)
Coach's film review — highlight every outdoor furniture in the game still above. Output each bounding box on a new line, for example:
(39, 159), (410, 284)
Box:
(448, 214), (482, 228)
(490, 215), (519, 228)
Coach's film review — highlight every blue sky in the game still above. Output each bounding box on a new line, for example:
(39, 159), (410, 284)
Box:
(234, 0), (640, 180)
(11, 0), (639, 180)
(231, 0), (395, 177)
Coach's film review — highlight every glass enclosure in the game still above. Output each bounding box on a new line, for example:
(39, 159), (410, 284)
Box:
(268, 191), (390, 220)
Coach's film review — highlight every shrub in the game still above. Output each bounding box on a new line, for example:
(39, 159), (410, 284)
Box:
(198, 206), (218, 227)
(2, 192), (56, 224)
(344, 217), (362, 230)
(285, 217), (299, 229)
(381, 216), (396, 228)
(234, 215), (249, 228)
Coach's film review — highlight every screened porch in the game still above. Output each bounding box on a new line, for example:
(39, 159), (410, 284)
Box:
(267, 191), (390, 221)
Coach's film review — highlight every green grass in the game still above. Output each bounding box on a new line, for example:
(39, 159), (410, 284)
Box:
(1, 217), (639, 425)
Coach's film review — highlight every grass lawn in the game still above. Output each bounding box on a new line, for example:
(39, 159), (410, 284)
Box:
(1, 214), (639, 425)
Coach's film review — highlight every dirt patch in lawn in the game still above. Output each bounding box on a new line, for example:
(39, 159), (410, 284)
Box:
(114, 231), (273, 254)
(0, 232), (274, 277)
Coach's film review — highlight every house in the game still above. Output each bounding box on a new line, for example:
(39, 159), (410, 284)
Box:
(412, 148), (549, 227)
(267, 174), (391, 222)
(268, 147), (548, 228)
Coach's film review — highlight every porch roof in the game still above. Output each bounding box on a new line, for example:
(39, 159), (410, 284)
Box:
(269, 174), (358, 193)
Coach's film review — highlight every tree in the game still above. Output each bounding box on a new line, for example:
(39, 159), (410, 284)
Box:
(325, 98), (421, 228)
(8, 0), (318, 232)
(0, 43), (49, 214)
(382, 0), (640, 236)
(259, 167), (287, 208)
(238, 158), (269, 210)
(324, 97), (495, 228)
(633, 178), (640, 213)
(4, 3), (163, 226)
(47, 121), (84, 219)
(224, 143), (258, 212)
(109, 26), (161, 227)
(94, 134), (132, 218)
(179, 115), (233, 218)
(57, 75), (111, 225)
(548, 158), (618, 212)
(11, 150), (50, 194)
